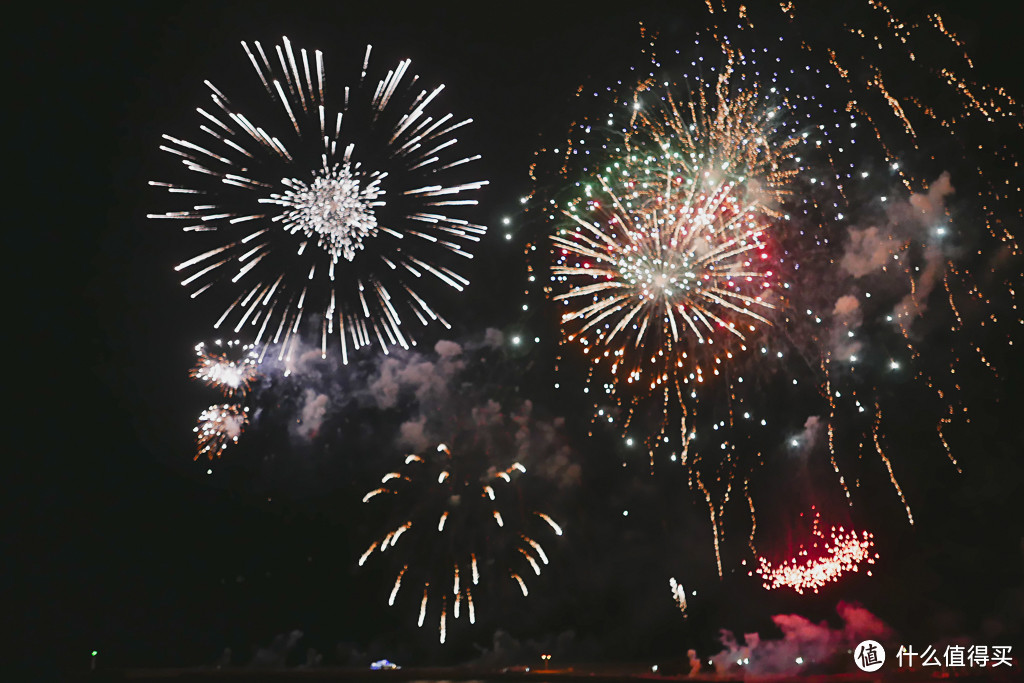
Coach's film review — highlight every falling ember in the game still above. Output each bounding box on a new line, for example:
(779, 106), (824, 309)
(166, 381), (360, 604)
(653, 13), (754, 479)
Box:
(358, 541), (378, 567)
(698, 480), (723, 578)
(518, 548), (542, 575)
(418, 586), (428, 627)
(362, 488), (386, 503)
(523, 536), (550, 565)
(511, 573), (529, 597)
(535, 513), (563, 536)
(754, 509), (878, 594)
(388, 566), (406, 606)
(151, 37), (488, 363)
(873, 405), (914, 525)
(668, 577), (688, 616)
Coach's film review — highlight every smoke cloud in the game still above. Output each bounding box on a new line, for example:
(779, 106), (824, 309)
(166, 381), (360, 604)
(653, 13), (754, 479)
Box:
(369, 340), (466, 411)
(830, 172), (956, 359)
(292, 389), (328, 440)
(831, 294), (863, 359)
(356, 332), (582, 489)
(840, 226), (899, 278)
(711, 601), (895, 675)
(253, 328), (581, 490)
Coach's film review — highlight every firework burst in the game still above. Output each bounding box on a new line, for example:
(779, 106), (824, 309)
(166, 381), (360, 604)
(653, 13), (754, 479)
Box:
(752, 508), (877, 594)
(360, 443), (561, 643)
(190, 339), (259, 397)
(538, 1), (1021, 571)
(546, 42), (839, 572)
(194, 404), (249, 460)
(150, 37), (487, 364)
(552, 53), (799, 462)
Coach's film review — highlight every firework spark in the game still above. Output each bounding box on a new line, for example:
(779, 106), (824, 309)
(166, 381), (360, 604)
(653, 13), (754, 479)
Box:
(190, 339), (259, 397)
(669, 577), (688, 616)
(360, 443), (560, 642)
(151, 37), (487, 364)
(193, 404), (249, 460)
(753, 508), (877, 594)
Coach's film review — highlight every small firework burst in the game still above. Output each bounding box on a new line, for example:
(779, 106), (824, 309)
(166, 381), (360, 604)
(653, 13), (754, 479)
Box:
(194, 404), (249, 460)
(190, 339), (259, 397)
(753, 508), (878, 594)
(360, 443), (561, 643)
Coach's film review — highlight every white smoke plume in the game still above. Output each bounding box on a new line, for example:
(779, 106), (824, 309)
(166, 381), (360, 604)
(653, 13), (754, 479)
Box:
(240, 328), (580, 492)
(796, 415), (822, 456)
(831, 294), (863, 359)
(292, 388), (328, 440)
(369, 340), (466, 410)
(841, 226), (900, 278)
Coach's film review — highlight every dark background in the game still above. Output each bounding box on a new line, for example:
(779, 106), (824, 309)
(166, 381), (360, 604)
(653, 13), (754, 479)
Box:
(9, 0), (1024, 675)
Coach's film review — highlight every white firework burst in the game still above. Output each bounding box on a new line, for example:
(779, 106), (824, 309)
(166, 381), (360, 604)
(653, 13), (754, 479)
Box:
(150, 38), (488, 364)
(191, 339), (259, 397)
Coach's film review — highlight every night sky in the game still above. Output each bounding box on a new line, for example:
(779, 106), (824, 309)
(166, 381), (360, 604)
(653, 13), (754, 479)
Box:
(12, 1), (1024, 676)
